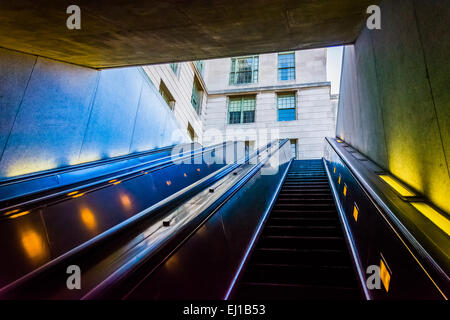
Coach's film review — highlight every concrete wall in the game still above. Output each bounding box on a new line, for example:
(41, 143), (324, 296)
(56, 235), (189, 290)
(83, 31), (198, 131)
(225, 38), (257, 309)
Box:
(143, 63), (206, 143)
(202, 49), (335, 159)
(336, 0), (449, 213)
(0, 48), (188, 179)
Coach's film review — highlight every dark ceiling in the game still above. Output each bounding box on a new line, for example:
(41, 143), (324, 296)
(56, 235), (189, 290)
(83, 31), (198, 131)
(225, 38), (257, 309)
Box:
(0, 0), (377, 69)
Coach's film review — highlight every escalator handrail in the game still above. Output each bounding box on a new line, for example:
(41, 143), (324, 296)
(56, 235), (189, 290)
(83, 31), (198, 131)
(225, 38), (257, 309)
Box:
(0, 143), (185, 186)
(0, 141), (228, 214)
(0, 140), (284, 297)
(325, 137), (449, 298)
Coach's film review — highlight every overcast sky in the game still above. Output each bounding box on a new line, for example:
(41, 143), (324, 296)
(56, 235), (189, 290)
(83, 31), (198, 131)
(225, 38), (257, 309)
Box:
(326, 46), (343, 95)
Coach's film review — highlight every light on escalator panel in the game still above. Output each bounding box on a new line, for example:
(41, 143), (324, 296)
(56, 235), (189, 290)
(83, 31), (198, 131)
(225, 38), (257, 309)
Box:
(343, 184), (347, 197)
(353, 204), (359, 222)
(21, 229), (49, 262)
(9, 211), (30, 219)
(410, 202), (450, 236)
(72, 193), (85, 198)
(81, 208), (97, 231)
(379, 175), (415, 197)
(338, 175), (341, 185)
(380, 257), (391, 292)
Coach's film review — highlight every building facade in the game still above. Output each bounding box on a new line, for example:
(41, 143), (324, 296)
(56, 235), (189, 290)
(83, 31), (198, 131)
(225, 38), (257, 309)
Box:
(143, 61), (207, 144)
(144, 48), (337, 159)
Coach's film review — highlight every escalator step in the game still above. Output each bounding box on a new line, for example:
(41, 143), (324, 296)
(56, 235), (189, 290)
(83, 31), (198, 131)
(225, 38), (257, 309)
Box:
(241, 263), (357, 287)
(233, 282), (360, 300)
(231, 159), (360, 300)
(252, 248), (350, 267)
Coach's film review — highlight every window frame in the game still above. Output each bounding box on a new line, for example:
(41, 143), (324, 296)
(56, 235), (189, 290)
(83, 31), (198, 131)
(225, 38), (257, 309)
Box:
(229, 56), (259, 85)
(227, 95), (256, 124)
(290, 139), (298, 159)
(277, 92), (297, 121)
(278, 52), (296, 81)
(190, 76), (203, 114)
(170, 63), (179, 76)
(159, 80), (175, 110)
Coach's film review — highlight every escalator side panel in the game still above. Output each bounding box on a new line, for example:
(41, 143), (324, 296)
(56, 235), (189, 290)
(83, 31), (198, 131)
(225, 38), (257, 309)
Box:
(325, 142), (447, 299)
(0, 147), (226, 288)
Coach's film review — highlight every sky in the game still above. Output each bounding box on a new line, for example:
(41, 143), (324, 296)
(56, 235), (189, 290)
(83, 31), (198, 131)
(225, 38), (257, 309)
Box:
(326, 46), (343, 95)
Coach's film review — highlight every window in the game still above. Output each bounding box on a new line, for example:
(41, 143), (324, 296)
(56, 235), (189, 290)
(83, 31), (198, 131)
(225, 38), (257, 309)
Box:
(170, 63), (179, 75)
(228, 96), (256, 124)
(278, 52), (295, 81)
(187, 123), (197, 142)
(194, 60), (204, 76)
(245, 141), (255, 160)
(290, 139), (297, 159)
(159, 80), (175, 110)
(229, 56), (259, 85)
(191, 76), (203, 114)
(277, 92), (296, 121)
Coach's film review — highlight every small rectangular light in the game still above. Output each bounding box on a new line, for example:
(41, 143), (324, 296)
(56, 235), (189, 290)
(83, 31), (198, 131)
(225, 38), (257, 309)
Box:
(343, 184), (347, 197)
(379, 174), (415, 197)
(336, 139), (343, 143)
(72, 193), (84, 198)
(333, 167), (336, 173)
(9, 211), (30, 219)
(338, 175), (341, 184)
(380, 258), (391, 292)
(353, 204), (359, 222)
(411, 202), (450, 236)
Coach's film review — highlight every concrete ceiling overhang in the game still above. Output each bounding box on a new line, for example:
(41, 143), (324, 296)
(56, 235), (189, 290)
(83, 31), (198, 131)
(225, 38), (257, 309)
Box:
(0, 0), (377, 69)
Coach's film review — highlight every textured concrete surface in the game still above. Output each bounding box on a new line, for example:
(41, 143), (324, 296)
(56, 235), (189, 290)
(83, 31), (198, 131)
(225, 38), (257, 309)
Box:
(336, 0), (450, 213)
(0, 0), (377, 68)
(0, 48), (189, 179)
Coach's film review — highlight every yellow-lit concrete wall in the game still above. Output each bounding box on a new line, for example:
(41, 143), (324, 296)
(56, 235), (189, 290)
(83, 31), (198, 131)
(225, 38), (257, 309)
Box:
(336, 0), (449, 213)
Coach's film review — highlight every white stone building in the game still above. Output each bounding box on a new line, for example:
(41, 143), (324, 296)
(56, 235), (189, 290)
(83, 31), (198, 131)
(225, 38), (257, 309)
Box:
(144, 48), (336, 159)
(143, 61), (207, 144)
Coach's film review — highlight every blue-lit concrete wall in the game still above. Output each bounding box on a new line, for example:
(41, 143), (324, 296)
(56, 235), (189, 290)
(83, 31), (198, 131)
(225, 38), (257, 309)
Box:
(336, 0), (449, 213)
(0, 48), (189, 179)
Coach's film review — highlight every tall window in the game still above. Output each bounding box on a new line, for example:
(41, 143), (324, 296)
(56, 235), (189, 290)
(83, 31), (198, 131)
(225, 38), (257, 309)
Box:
(187, 123), (197, 141)
(290, 139), (297, 159)
(194, 60), (204, 76)
(278, 52), (295, 81)
(191, 77), (203, 114)
(170, 63), (179, 75)
(229, 56), (259, 85)
(277, 92), (296, 121)
(159, 80), (175, 110)
(228, 96), (256, 124)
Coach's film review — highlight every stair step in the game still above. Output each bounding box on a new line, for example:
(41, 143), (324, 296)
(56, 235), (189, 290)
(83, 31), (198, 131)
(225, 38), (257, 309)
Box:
(241, 263), (357, 287)
(231, 159), (360, 300)
(260, 235), (346, 250)
(268, 217), (338, 226)
(233, 282), (360, 300)
(252, 248), (350, 267)
(263, 225), (340, 237)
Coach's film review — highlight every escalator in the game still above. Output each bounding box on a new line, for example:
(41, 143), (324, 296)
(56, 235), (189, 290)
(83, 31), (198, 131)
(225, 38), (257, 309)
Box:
(231, 159), (361, 299)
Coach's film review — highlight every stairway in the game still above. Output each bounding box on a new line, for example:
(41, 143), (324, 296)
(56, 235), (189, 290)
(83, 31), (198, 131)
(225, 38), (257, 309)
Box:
(232, 159), (361, 299)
